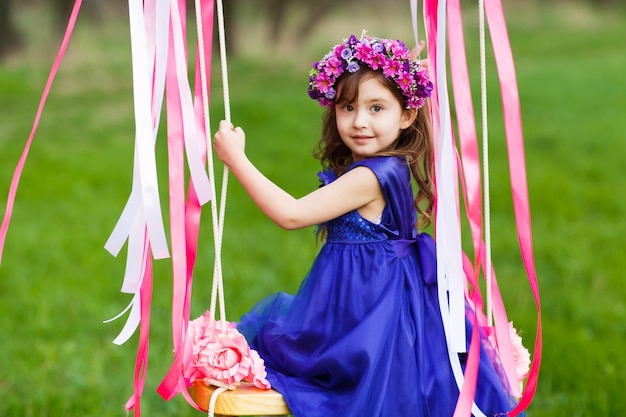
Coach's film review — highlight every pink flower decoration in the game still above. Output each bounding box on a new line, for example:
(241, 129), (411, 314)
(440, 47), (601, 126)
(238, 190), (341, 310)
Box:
(488, 321), (531, 393)
(354, 42), (373, 62)
(314, 72), (333, 94)
(390, 42), (409, 60)
(182, 311), (271, 390)
(368, 54), (384, 71)
(508, 322), (531, 382)
(396, 71), (414, 92)
(248, 349), (271, 390)
(324, 56), (343, 78)
(382, 59), (402, 78)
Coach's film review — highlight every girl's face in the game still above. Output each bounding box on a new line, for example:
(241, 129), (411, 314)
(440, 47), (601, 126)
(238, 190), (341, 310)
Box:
(335, 76), (416, 161)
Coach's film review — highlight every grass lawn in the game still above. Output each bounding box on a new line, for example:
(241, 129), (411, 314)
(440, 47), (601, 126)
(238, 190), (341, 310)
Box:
(1, 2), (625, 416)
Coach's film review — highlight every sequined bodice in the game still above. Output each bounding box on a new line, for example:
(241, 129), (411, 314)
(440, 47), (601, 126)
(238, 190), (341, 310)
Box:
(325, 210), (387, 243)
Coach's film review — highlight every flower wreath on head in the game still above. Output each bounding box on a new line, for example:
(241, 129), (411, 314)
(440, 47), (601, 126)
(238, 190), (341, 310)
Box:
(308, 31), (433, 110)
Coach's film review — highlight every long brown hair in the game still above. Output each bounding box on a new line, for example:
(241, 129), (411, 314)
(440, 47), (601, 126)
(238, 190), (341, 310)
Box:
(314, 68), (435, 229)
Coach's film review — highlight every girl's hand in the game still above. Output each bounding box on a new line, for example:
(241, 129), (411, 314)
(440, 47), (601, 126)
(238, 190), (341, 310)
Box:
(410, 40), (429, 70)
(214, 120), (246, 166)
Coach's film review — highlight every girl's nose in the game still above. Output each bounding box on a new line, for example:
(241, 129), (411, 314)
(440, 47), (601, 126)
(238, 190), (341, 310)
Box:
(353, 109), (368, 128)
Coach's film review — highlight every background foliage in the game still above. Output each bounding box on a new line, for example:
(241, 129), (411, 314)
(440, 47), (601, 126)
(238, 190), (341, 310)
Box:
(1, 1), (625, 416)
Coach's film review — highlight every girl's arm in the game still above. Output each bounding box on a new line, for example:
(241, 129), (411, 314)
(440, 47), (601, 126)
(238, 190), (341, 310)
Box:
(213, 121), (382, 230)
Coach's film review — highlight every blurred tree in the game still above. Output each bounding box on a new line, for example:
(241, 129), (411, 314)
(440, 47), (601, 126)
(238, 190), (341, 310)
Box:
(0, 0), (23, 59)
(263, 0), (358, 47)
(53, 0), (74, 32)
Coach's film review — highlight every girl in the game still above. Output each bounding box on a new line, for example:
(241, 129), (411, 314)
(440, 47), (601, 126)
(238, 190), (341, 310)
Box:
(213, 33), (519, 417)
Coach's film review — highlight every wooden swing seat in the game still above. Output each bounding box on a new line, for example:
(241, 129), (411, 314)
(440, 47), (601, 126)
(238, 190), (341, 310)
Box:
(189, 381), (291, 416)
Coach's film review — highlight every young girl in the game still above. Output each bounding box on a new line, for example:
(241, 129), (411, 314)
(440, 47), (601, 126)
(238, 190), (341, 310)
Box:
(213, 33), (519, 417)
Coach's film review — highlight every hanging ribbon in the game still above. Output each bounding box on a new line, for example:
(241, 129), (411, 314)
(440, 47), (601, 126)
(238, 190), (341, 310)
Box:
(0, 0), (83, 264)
(105, 0), (213, 342)
(123, 239), (153, 414)
(103, 0), (170, 348)
(103, 0), (215, 414)
(419, 0), (542, 415)
(448, 0), (520, 401)
(483, 0), (542, 413)
(156, 0), (215, 408)
(422, 2), (485, 416)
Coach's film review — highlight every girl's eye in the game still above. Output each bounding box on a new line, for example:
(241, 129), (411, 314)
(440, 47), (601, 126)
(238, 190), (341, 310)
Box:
(343, 105), (354, 112)
(371, 105), (383, 112)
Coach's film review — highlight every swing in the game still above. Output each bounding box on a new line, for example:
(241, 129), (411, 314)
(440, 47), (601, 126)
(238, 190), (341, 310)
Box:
(174, 0), (290, 414)
(189, 382), (291, 416)
(0, 0), (541, 416)
(184, 0), (541, 415)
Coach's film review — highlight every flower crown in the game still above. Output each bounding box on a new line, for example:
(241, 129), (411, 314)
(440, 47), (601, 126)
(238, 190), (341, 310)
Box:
(308, 33), (433, 110)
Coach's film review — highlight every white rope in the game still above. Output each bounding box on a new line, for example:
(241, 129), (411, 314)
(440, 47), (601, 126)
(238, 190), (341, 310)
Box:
(213, 0), (231, 328)
(478, 0), (494, 327)
(194, 0), (231, 326)
(207, 386), (229, 417)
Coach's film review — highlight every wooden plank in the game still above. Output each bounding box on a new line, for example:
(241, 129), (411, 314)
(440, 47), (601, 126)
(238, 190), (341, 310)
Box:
(189, 381), (291, 416)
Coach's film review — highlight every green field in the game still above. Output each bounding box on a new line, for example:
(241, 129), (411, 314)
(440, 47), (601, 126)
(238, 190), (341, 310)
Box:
(1, 2), (625, 416)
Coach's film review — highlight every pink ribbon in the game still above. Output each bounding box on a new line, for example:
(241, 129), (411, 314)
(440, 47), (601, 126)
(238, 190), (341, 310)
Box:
(124, 239), (153, 414)
(156, 0), (215, 408)
(448, 0), (521, 401)
(421, 0), (542, 415)
(483, 0), (542, 413)
(0, 0), (83, 264)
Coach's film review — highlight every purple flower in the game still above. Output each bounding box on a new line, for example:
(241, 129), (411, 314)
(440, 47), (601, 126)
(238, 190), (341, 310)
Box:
(325, 88), (337, 100)
(347, 61), (360, 73)
(372, 42), (384, 53)
(341, 47), (353, 60)
(320, 98), (334, 108)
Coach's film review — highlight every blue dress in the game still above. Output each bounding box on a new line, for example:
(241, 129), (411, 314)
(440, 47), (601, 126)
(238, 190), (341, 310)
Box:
(238, 156), (520, 417)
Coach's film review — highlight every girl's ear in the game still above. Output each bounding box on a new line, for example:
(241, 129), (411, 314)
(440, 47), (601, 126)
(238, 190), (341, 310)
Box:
(400, 108), (418, 129)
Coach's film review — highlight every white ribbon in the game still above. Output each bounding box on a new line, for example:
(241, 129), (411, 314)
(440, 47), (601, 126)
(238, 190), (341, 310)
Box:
(432, 0), (466, 358)
(104, 0), (213, 344)
(104, 0), (168, 344)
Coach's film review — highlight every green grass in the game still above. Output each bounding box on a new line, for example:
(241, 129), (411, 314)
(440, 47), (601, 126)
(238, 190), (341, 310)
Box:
(1, 3), (625, 416)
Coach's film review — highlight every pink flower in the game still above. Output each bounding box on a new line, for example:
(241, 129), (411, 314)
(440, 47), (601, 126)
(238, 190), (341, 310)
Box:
(314, 72), (333, 94)
(354, 42), (373, 62)
(247, 349), (271, 389)
(389, 41), (409, 60)
(396, 71), (414, 93)
(488, 321), (531, 392)
(182, 311), (271, 389)
(324, 56), (343, 78)
(382, 59), (402, 78)
(508, 322), (531, 382)
(367, 54), (384, 70)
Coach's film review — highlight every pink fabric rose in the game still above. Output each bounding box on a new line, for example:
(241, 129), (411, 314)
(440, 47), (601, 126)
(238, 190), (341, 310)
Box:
(182, 311), (271, 389)
(507, 322), (531, 382)
(489, 321), (531, 393)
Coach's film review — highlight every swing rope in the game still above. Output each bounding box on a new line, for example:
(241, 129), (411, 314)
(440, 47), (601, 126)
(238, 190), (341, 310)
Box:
(194, 0), (231, 325)
(478, 0), (494, 327)
(194, 1), (233, 414)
